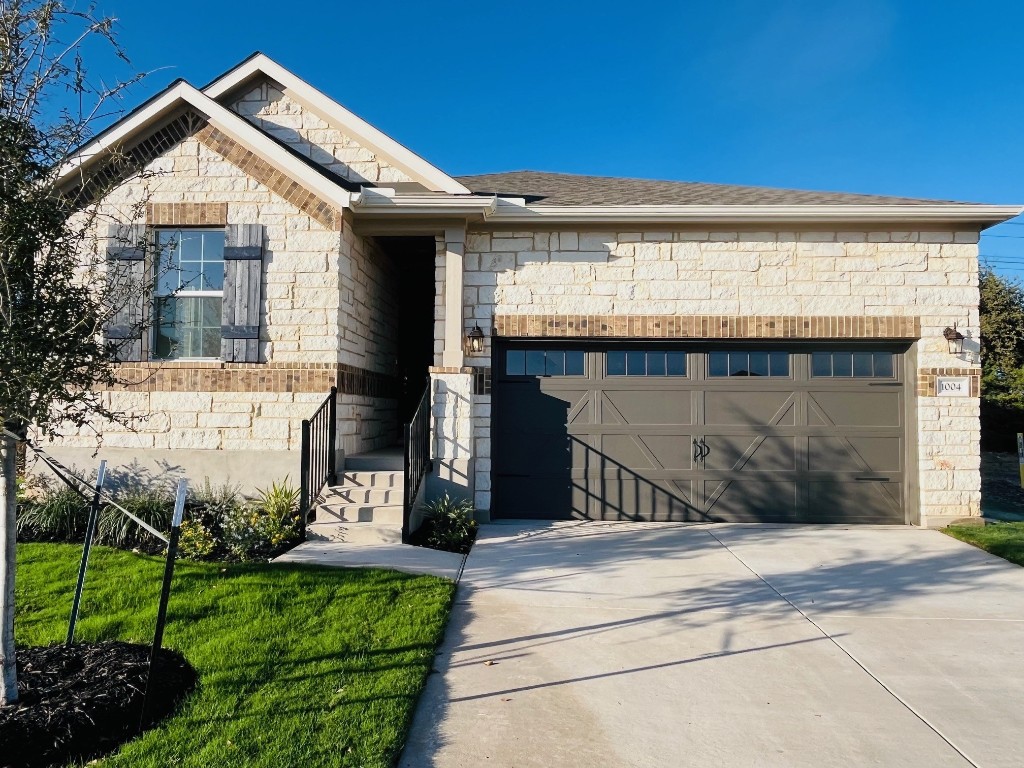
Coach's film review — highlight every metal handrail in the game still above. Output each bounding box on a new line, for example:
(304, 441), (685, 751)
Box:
(402, 380), (432, 543)
(298, 386), (338, 540)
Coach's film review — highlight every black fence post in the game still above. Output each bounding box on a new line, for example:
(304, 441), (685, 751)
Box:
(67, 459), (107, 645)
(402, 423), (412, 544)
(142, 478), (186, 728)
(299, 419), (311, 541)
(327, 386), (338, 486)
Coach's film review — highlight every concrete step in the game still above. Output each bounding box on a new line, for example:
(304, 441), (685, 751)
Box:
(306, 521), (403, 545)
(345, 450), (404, 472)
(322, 487), (404, 505)
(337, 471), (404, 489)
(315, 503), (404, 525)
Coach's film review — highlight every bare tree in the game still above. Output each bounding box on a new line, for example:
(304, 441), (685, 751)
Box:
(1, 0), (147, 705)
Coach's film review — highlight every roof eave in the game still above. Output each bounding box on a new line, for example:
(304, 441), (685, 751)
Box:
(485, 202), (1024, 227)
(57, 82), (352, 211)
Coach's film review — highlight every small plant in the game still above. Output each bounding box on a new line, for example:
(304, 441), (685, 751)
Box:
(256, 477), (300, 525)
(413, 493), (478, 554)
(190, 478), (243, 528)
(178, 520), (217, 560)
(16, 486), (89, 542)
(98, 487), (175, 551)
(221, 502), (299, 562)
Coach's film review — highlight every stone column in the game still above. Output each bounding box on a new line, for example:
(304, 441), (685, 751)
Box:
(441, 227), (466, 368)
(427, 367), (474, 501)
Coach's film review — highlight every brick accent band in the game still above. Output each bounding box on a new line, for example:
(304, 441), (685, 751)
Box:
(194, 124), (342, 230)
(109, 362), (398, 398)
(146, 203), (227, 227)
(493, 314), (921, 340)
(917, 368), (982, 398)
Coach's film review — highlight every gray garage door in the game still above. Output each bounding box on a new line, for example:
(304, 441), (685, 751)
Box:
(491, 343), (908, 524)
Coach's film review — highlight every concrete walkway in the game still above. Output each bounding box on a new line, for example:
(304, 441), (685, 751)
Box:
(401, 522), (1024, 767)
(274, 540), (465, 579)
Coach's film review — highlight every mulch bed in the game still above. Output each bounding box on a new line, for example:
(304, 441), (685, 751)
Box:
(0, 641), (197, 768)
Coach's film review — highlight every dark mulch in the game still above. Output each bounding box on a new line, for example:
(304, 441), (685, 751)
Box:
(0, 641), (197, 768)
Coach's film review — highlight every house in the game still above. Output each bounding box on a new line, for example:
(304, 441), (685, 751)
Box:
(48, 52), (1021, 531)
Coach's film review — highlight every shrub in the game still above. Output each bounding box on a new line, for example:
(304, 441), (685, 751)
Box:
(221, 501), (299, 562)
(177, 520), (217, 560)
(16, 486), (89, 542)
(190, 479), (243, 528)
(413, 493), (478, 554)
(98, 487), (174, 552)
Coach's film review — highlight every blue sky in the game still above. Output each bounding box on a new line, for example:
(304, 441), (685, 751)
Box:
(89, 0), (1024, 273)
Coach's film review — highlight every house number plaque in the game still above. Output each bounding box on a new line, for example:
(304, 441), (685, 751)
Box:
(936, 376), (970, 397)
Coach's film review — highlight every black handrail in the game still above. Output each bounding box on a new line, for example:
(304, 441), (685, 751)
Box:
(299, 386), (338, 540)
(402, 381), (432, 543)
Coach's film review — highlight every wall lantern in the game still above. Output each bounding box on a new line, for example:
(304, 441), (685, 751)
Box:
(943, 324), (965, 355)
(466, 324), (486, 355)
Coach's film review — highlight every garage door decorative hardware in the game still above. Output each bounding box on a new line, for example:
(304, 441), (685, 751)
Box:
(692, 438), (711, 464)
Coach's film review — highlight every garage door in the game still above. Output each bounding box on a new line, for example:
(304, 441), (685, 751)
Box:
(491, 343), (908, 524)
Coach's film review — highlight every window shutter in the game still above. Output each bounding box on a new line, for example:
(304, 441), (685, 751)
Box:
(104, 222), (148, 362)
(221, 223), (264, 363)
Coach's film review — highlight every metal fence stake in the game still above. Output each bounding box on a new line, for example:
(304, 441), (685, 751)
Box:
(67, 460), (107, 645)
(141, 478), (187, 727)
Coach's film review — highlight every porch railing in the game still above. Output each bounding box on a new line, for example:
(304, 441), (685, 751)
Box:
(402, 380), (432, 543)
(299, 386), (338, 540)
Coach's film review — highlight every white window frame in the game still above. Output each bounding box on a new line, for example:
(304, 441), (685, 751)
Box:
(152, 228), (225, 361)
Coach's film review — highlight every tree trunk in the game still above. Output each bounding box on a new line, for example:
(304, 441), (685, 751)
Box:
(0, 432), (17, 705)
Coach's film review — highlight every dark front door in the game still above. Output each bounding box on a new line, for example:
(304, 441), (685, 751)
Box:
(491, 343), (907, 524)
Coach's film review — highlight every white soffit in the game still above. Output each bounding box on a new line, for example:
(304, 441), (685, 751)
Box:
(57, 82), (352, 210)
(204, 53), (471, 195)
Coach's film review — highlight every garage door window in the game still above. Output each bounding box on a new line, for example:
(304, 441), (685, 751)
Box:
(811, 351), (894, 378)
(708, 351), (790, 377)
(607, 350), (687, 376)
(506, 349), (585, 376)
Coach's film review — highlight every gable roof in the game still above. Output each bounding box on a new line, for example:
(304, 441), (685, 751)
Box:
(58, 80), (353, 210)
(203, 53), (470, 195)
(456, 171), (969, 207)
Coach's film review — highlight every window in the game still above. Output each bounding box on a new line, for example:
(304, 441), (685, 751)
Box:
(708, 351), (790, 377)
(606, 350), (687, 376)
(153, 229), (225, 359)
(506, 349), (585, 376)
(812, 351), (895, 378)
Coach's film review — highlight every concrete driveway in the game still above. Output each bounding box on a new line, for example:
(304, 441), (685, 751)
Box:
(401, 522), (1024, 768)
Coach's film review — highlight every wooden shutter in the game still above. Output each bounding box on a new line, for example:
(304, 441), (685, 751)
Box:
(221, 223), (264, 362)
(104, 222), (148, 362)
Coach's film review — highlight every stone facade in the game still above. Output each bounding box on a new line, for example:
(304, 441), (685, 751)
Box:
(44, 60), (995, 527)
(44, 119), (403, 472)
(232, 82), (412, 185)
(459, 228), (984, 525)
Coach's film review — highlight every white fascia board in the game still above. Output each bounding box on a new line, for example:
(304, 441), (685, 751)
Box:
(58, 82), (352, 210)
(487, 200), (1024, 226)
(350, 190), (497, 217)
(204, 54), (471, 195)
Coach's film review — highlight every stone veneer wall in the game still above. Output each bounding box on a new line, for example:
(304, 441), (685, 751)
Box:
(459, 228), (983, 525)
(46, 131), (401, 462)
(232, 82), (412, 185)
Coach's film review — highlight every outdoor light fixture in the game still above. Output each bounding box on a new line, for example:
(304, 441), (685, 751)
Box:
(466, 324), (486, 354)
(943, 324), (965, 355)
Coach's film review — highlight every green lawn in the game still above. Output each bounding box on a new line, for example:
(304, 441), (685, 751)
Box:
(14, 543), (455, 768)
(944, 521), (1024, 567)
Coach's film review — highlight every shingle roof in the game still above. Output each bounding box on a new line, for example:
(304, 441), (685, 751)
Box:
(454, 170), (963, 207)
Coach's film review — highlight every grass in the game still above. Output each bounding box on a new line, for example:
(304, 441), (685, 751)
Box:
(943, 521), (1024, 567)
(14, 543), (455, 767)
